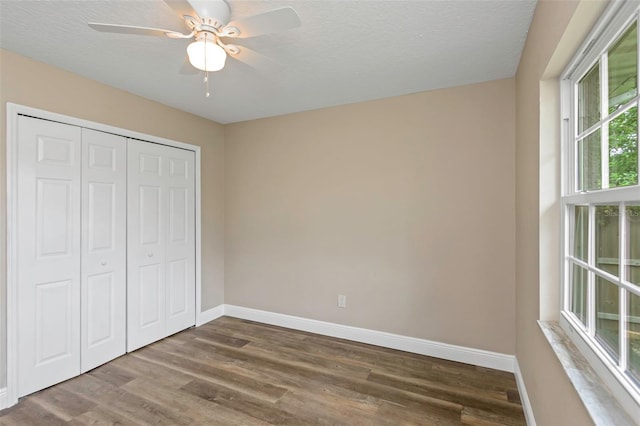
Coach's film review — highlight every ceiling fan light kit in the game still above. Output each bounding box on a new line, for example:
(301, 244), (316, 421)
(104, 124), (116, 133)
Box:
(187, 34), (226, 72)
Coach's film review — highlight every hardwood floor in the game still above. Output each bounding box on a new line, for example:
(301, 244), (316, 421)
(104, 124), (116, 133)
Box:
(0, 317), (526, 425)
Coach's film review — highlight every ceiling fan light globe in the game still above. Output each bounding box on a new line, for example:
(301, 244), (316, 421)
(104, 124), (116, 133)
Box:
(187, 40), (226, 72)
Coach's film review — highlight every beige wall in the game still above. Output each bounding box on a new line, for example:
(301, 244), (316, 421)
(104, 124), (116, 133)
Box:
(224, 79), (516, 355)
(515, 1), (608, 424)
(1, 1), (615, 421)
(0, 49), (226, 388)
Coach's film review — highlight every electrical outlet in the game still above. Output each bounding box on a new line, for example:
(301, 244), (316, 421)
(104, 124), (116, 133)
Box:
(338, 294), (346, 308)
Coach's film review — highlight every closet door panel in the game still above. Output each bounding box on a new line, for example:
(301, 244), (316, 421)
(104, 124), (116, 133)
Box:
(86, 272), (114, 342)
(81, 129), (126, 372)
(127, 140), (166, 351)
(137, 184), (163, 332)
(17, 116), (82, 397)
(139, 263), (163, 327)
(128, 141), (195, 350)
(168, 258), (187, 316)
(164, 149), (195, 335)
(140, 185), (162, 244)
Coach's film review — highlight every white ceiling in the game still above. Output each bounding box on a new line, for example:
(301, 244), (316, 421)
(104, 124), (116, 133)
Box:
(0, 0), (537, 124)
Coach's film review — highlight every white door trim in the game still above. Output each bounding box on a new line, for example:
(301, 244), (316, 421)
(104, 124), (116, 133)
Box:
(5, 103), (203, 408)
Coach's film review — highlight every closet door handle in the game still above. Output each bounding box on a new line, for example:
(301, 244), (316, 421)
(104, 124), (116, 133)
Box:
(100, 260), (107, 266)
(148, 252), (154, 258)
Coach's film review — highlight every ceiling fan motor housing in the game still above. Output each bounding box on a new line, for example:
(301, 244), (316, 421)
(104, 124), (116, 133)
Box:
(190, 0), (230, 30)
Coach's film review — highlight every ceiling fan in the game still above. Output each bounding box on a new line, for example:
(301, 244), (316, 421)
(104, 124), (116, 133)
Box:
(89, 0), (300, 77)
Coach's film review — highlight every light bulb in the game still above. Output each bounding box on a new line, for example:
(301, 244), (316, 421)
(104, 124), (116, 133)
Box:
(187, 39), (226, 72)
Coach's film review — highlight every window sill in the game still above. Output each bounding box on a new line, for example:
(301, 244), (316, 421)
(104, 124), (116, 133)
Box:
(538, 321), (635, 425)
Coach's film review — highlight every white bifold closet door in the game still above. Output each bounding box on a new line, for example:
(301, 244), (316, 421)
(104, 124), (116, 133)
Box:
(80, 128), (127, 373)
(127, 139), (196, 351)
(17, 116), (82, 397)
(16, 117), (126, 396)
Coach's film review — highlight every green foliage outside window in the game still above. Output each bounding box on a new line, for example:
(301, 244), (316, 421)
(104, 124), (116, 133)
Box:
(609, 106), (638, 188)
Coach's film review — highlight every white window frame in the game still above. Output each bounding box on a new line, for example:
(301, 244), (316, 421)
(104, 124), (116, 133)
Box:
(560, 0), (640, 419)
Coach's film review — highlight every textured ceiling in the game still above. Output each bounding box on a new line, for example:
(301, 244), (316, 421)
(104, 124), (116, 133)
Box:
(0, 0), (537, 124)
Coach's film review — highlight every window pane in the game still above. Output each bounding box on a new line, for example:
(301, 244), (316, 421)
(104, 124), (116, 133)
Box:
(595, 276), (620, 360)
(578, 130), (602, 191)
(571, 264), (588, 325)
(574, 205), (589, 261)
(609, 22), (638, 113)
(608, 106), (638, 188)
(628, 205), (640, 286)
(629, 292), (640, 385)
(596, 205), (620, 277)
(579, 64), (601, 133)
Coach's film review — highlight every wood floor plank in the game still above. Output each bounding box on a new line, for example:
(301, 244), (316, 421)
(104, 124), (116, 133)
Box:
(133, 346), (289, 402)
(375, 399), (465, 426)
(171, 334), (463, 416)
(122, 377), (268, 426)
(190, 334), (373, 381)
(149, 334), (243, 367)
(109, 352), (195, 388)
(28, 387), (97, 421)
(209, 319), (472, 382)
(1, 316), (526, 425)
(86, 362), (136, 388)
(182, 326), (251, 348)
(173, 334), (420, 423)
(461, 406), (526, 426)
(66, 404), (136, 426)
(0, 399), (67, 426)
(273, 387), (384, 426)
(60, 372), (195, 425)
(368, 365), (512, 402)
(368, 371), (525, 425)
(181, 378), (306, 425)
(506, 388), (522, 404)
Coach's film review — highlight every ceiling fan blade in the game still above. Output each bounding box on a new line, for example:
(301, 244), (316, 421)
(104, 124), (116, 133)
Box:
(163, 0), (200, 21)
(88, 22), (184, 38)
(228, 45), (279, 72)
(223, 7), (300, 38)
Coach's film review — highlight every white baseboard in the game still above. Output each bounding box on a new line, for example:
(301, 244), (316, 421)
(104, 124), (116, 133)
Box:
(223, 305), (515, 372)
(196, 304), (225, 326)
(0, 387), (7, 410)
(514, 359), (536, 426)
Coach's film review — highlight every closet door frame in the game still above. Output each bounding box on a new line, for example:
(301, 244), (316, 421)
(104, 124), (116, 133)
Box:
(5, 103), (203, 408)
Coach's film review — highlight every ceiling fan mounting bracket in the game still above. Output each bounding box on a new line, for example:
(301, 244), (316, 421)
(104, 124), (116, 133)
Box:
(219, 26), (240, 37)
(166, 30), (196, 39)
(216, 39), (240, 55)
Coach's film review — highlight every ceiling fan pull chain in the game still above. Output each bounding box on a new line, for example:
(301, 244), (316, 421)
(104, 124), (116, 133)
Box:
(204, 35), (210, 98)
(205, 70), (210, 98)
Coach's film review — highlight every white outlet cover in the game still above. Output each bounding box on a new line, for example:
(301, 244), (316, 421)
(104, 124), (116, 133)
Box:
(338, 295), (346, 308)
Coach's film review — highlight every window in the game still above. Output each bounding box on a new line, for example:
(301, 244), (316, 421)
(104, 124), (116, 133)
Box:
(562, 1), (640, 411)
